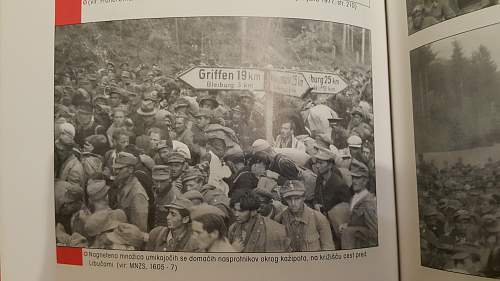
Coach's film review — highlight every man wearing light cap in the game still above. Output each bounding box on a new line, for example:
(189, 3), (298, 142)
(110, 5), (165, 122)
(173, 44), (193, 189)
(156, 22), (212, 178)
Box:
(151, 165), (179, 228)
(87, 179), (111, 213)
(251, 139), (300, 185)
(340, 161), (378, 249)
(146, 197), (199, 252)
(113, 151), (150, 232)
(277, 180), (335, 251)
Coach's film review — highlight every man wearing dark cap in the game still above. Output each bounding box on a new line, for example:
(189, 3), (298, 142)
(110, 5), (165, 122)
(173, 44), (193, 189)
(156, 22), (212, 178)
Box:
(340, 163), (378, 249)
(228, 190), (289, 252)
(277, 180), (335, 251)
(328, 115), (349, 149)
(347, 107), (372, 142)
(54, 180), (85, 234)
(74, 102), (105, 147)
(113, 152), (150, 232)
(151, 165), (179, 228)
(311, 149), (352, 246)
(146, 197), (199, 252)
(225, 151), (258, 197)
(166, 151), (189, 192)
(181, 168), (205, 194)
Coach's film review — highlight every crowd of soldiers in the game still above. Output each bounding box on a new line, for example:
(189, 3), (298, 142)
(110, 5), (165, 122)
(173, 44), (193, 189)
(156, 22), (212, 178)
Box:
(54, 58), (378, 253)
(408, 0), (499, 33)
(418, 156), (500, 278)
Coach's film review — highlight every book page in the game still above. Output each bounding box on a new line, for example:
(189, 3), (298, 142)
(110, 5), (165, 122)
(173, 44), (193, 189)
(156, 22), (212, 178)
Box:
(387, 1), (500, 280)
(0, 1), (397, 281)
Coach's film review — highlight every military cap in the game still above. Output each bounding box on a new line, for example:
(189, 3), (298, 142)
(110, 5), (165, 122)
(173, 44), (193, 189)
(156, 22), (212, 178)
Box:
(163, 196), (193, 211)
(251, 139), (271, 153)
(347, 135), (363, 148)
(84, 209), (127, 237)
(108, 86), (123, 96)
(281, 180), (306, 198)
(350, 107), (364, 118)
(77, 102), (94, 114)
(54, 180), (84, 213)
(166, 151), (186, 164)
(142, 90), (159, 101)
(106, 223), (144, 249)
(223, 151), (245, 164)
(195, 108), (213, 118)
(205, 124), (238, 144)
(152, 165), (170, 181)
(240, 90), (254, 100)
(190, 203), (227, 219)
(451, 251), (471, 260)
(136, 104), (158, 116)
(198, 95), (219, 108)
(93, 92), (108, 103)
(312, 148), (336, 161)
(183, 190), (204, 202)
(87, 74), (97, 81)
(351, 160), (369, 178)
(112, 152), (138, 168)
(232, 105), (242, 113)
(156, 141), (172, 152)
(182, 168), (203, 183)
(59, 122), (76, 139)
(453, 209), (472, 221)
(87, 179), (110, 201)
(121, 71), (131, 79)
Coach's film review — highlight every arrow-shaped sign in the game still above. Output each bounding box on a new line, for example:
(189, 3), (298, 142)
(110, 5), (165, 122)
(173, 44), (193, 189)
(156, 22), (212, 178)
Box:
(301, 71), (348, 94)
(268, 70), (310, 97)
(177, 67), (265, 91)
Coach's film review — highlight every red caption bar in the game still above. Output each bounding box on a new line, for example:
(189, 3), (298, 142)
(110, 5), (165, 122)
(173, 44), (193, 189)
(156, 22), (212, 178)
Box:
(55, 0), (82, 26)
(56, 246), (83, 266)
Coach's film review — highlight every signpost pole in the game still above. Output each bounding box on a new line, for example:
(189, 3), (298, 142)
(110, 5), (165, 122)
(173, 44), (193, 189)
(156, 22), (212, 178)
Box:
(264, 68), (274, 144)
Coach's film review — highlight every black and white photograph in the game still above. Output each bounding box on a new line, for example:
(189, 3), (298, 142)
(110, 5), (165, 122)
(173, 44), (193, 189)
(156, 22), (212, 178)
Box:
(406, 0), (500, 34)
(54, 16), (377, 253)
(411, 23), (500, 278)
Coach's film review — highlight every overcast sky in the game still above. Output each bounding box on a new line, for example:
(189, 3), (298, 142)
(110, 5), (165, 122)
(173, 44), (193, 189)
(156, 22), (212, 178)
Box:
(430, 23), (500, 65)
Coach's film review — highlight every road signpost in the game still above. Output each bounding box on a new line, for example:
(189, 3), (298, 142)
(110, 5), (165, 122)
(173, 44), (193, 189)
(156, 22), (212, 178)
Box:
(177, 66), (265, 91)
(301, 71), (348, 94)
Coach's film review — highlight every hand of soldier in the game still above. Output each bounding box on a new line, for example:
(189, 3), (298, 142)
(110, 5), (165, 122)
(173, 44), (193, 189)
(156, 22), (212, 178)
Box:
(83, 141), (94, 153)
(339, 223), (348, 233)
(314, 204), (323, 212)
(231, 239), (244, 252)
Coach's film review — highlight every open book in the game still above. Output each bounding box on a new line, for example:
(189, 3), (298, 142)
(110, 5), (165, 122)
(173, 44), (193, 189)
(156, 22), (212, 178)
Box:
(1, 0), (499, 280)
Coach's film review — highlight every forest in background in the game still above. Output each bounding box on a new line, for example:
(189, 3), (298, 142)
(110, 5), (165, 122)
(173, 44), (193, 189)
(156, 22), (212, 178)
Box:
(55, 17), (371, 78)
(411, 41), (500, 153)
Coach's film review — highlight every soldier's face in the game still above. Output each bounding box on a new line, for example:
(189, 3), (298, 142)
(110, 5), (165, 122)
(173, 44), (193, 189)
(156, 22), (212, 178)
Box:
(312, 159), (330, 175)
(114, 135), (129, 152)
(76, 111), (92, 125)
(280, 123), (292, 137)
(174, 118), (186, 133)
(251, 162), (266, 177)
(351, 114), (362, 126)
(109, 94), (121, 107)
(166, 209), (187, 230)
(169, 162), (185, 179)
(232, 111), (241, 121)
(192, 221), (217, 251)
(149, 133), (161, 149)
(196, 116), (210, 129)
(207, 139), (226, 158)
(284, 195), (305, 214)
(153, 179), (171, 195)
(240, 97), (252, 110)
(113, 166), (132, 183)
(159, 148), (172, 161)
(113, 111), (125, 125)
(352, 176), (368, 192)
(480, 201), (494, 214)
(233, 203), (251, 224)
(183, 179), (202, 192)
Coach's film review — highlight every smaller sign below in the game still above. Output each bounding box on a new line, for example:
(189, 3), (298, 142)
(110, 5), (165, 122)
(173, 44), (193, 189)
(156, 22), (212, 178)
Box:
(268, 70), (310, 97)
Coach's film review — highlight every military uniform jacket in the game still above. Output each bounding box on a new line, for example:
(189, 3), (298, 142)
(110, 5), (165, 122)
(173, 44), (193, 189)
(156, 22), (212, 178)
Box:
(116, 176), (149, 232)
(228, 215), (289, 253)
(277, 206), (335, 251)
(314, 167), (352, 213)
(348, 191), (378, 246)
(58, 154), (84, 187)
(146, 226), (198, 252)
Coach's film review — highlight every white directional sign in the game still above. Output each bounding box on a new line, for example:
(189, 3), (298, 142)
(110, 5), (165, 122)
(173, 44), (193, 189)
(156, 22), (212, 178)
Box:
(301, 71), (348, 94)
(268, 70), (310, 97)
(177, 67), (265, 91)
